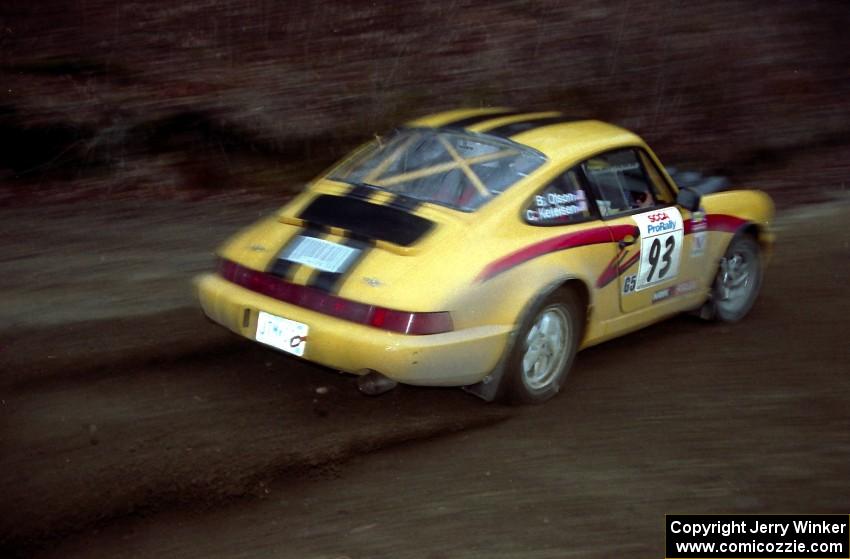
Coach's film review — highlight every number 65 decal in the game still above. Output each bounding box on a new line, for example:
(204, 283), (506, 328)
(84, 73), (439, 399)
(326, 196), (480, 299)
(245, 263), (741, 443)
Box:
(622, 274), (637, 294)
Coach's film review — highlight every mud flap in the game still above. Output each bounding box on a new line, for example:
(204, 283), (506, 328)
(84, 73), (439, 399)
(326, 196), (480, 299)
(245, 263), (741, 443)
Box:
(463, 279), (574, 402)
(462, 345), (511, 402)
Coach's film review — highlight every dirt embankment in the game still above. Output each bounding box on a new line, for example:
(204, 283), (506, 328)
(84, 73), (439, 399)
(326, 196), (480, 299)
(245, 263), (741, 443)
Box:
(2, 2), (848, 203)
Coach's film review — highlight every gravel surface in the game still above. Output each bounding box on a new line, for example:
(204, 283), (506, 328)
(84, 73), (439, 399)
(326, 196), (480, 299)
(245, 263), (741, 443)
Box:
(1, 197), (847, 557)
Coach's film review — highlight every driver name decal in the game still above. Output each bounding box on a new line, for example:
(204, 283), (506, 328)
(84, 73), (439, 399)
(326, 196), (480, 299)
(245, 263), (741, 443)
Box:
(632, 207), (684, 291)
(526, 190), (589, 224)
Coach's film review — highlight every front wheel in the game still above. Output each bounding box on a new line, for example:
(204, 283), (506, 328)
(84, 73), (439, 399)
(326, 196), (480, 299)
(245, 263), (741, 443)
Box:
(710, 234), (762, 322)
(499, 289), (583, 404)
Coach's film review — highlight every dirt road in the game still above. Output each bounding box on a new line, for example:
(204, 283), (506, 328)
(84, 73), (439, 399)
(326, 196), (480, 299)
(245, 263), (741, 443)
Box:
(1, 198), (847, 558)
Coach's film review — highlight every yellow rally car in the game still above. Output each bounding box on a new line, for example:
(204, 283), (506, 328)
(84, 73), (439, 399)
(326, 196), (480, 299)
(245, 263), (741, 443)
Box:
(197, 108), (775, 403)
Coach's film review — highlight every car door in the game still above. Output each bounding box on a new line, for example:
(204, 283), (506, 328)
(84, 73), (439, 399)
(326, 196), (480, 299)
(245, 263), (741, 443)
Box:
(581, 148), (700, 315)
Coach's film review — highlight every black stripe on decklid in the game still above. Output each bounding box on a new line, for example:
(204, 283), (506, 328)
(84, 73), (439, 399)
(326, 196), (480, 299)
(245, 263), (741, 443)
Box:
(484, 115), (585, 138)
(346, 183), (374, 200)
(441, 109), (524, 129)
(388, 193), (422, 212)
(299, 194), (433, 247)
(309, 235), (373, 293)
(346, 184), (422, 212)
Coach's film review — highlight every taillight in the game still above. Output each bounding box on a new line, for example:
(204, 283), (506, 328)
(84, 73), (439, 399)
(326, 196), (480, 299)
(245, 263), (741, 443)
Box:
(368, 308), (453, 335)
(217, 259), (453, 335)
(406, 311), (454, 335)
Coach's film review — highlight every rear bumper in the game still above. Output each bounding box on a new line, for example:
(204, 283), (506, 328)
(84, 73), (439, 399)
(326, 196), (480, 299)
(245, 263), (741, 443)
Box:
(195, 273), (511, 386)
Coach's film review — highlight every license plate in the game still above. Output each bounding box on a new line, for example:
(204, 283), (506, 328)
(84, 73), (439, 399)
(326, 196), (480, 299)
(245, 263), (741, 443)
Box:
(255, 311), (309, 357)
(278, 235), (360, 273)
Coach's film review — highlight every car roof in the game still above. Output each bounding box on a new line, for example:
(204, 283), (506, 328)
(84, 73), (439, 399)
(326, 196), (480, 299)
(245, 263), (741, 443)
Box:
(407, 108), (644, 163)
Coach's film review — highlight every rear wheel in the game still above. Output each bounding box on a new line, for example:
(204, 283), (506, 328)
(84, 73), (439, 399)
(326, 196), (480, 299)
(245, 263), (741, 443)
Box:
(710, 234), (762, 322)
(499, 289), (583, 404)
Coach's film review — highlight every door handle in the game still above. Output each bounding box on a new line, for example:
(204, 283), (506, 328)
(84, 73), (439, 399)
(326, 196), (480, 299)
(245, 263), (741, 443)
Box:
(618, 234), (637, 249)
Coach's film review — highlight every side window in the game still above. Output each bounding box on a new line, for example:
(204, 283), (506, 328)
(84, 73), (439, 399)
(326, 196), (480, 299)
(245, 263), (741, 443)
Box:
(524, 168), (592, 226)
(582, 149), (656, 217)
(638, 150), (674, 204)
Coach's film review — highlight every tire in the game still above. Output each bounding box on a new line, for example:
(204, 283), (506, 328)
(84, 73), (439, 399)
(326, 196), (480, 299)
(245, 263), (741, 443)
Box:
(709, 234), (762, 322)
(499, 288), (583, 404)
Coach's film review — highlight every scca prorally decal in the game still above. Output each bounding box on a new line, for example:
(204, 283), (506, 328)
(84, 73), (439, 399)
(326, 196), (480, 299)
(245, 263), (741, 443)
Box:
(632, 207), (684, 291)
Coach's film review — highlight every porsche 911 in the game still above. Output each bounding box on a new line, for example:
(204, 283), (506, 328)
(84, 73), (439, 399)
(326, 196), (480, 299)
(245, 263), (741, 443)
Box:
(196, 108), (774, 403)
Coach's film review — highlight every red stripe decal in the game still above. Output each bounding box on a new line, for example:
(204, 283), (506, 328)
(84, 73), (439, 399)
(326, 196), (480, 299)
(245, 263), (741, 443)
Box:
(476, 224), (634, 283)
(478, 214), (746, 285)
(706, 213), (748, 233)
(596, 250), (626, 289)
(684, 214), (748, 234)
(596, 249), (641, 288)
(620, 252), (640, 272)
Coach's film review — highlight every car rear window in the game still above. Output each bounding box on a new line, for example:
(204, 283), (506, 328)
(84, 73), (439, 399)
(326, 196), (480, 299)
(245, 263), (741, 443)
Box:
(329, 128), (547, 212)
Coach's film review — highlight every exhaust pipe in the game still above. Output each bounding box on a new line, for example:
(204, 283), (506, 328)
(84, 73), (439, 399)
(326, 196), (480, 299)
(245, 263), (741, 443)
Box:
(356, 370), (398, 396)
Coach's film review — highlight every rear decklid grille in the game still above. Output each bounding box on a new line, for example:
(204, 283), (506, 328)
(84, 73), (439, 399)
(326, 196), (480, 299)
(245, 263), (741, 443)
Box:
(298, 194), (434, 247)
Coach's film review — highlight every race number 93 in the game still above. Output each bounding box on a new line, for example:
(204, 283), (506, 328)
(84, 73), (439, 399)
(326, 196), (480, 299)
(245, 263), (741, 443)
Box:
(647, 235), (675, 282)
(633, 208), (684, 291)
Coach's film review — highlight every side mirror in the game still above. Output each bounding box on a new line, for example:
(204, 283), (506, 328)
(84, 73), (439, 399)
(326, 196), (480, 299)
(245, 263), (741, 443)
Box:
(676, 187), (701, 211)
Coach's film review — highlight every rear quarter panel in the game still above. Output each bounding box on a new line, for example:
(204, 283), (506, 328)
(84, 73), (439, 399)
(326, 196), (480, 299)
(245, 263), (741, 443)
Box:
(438, 215), (617, 346)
